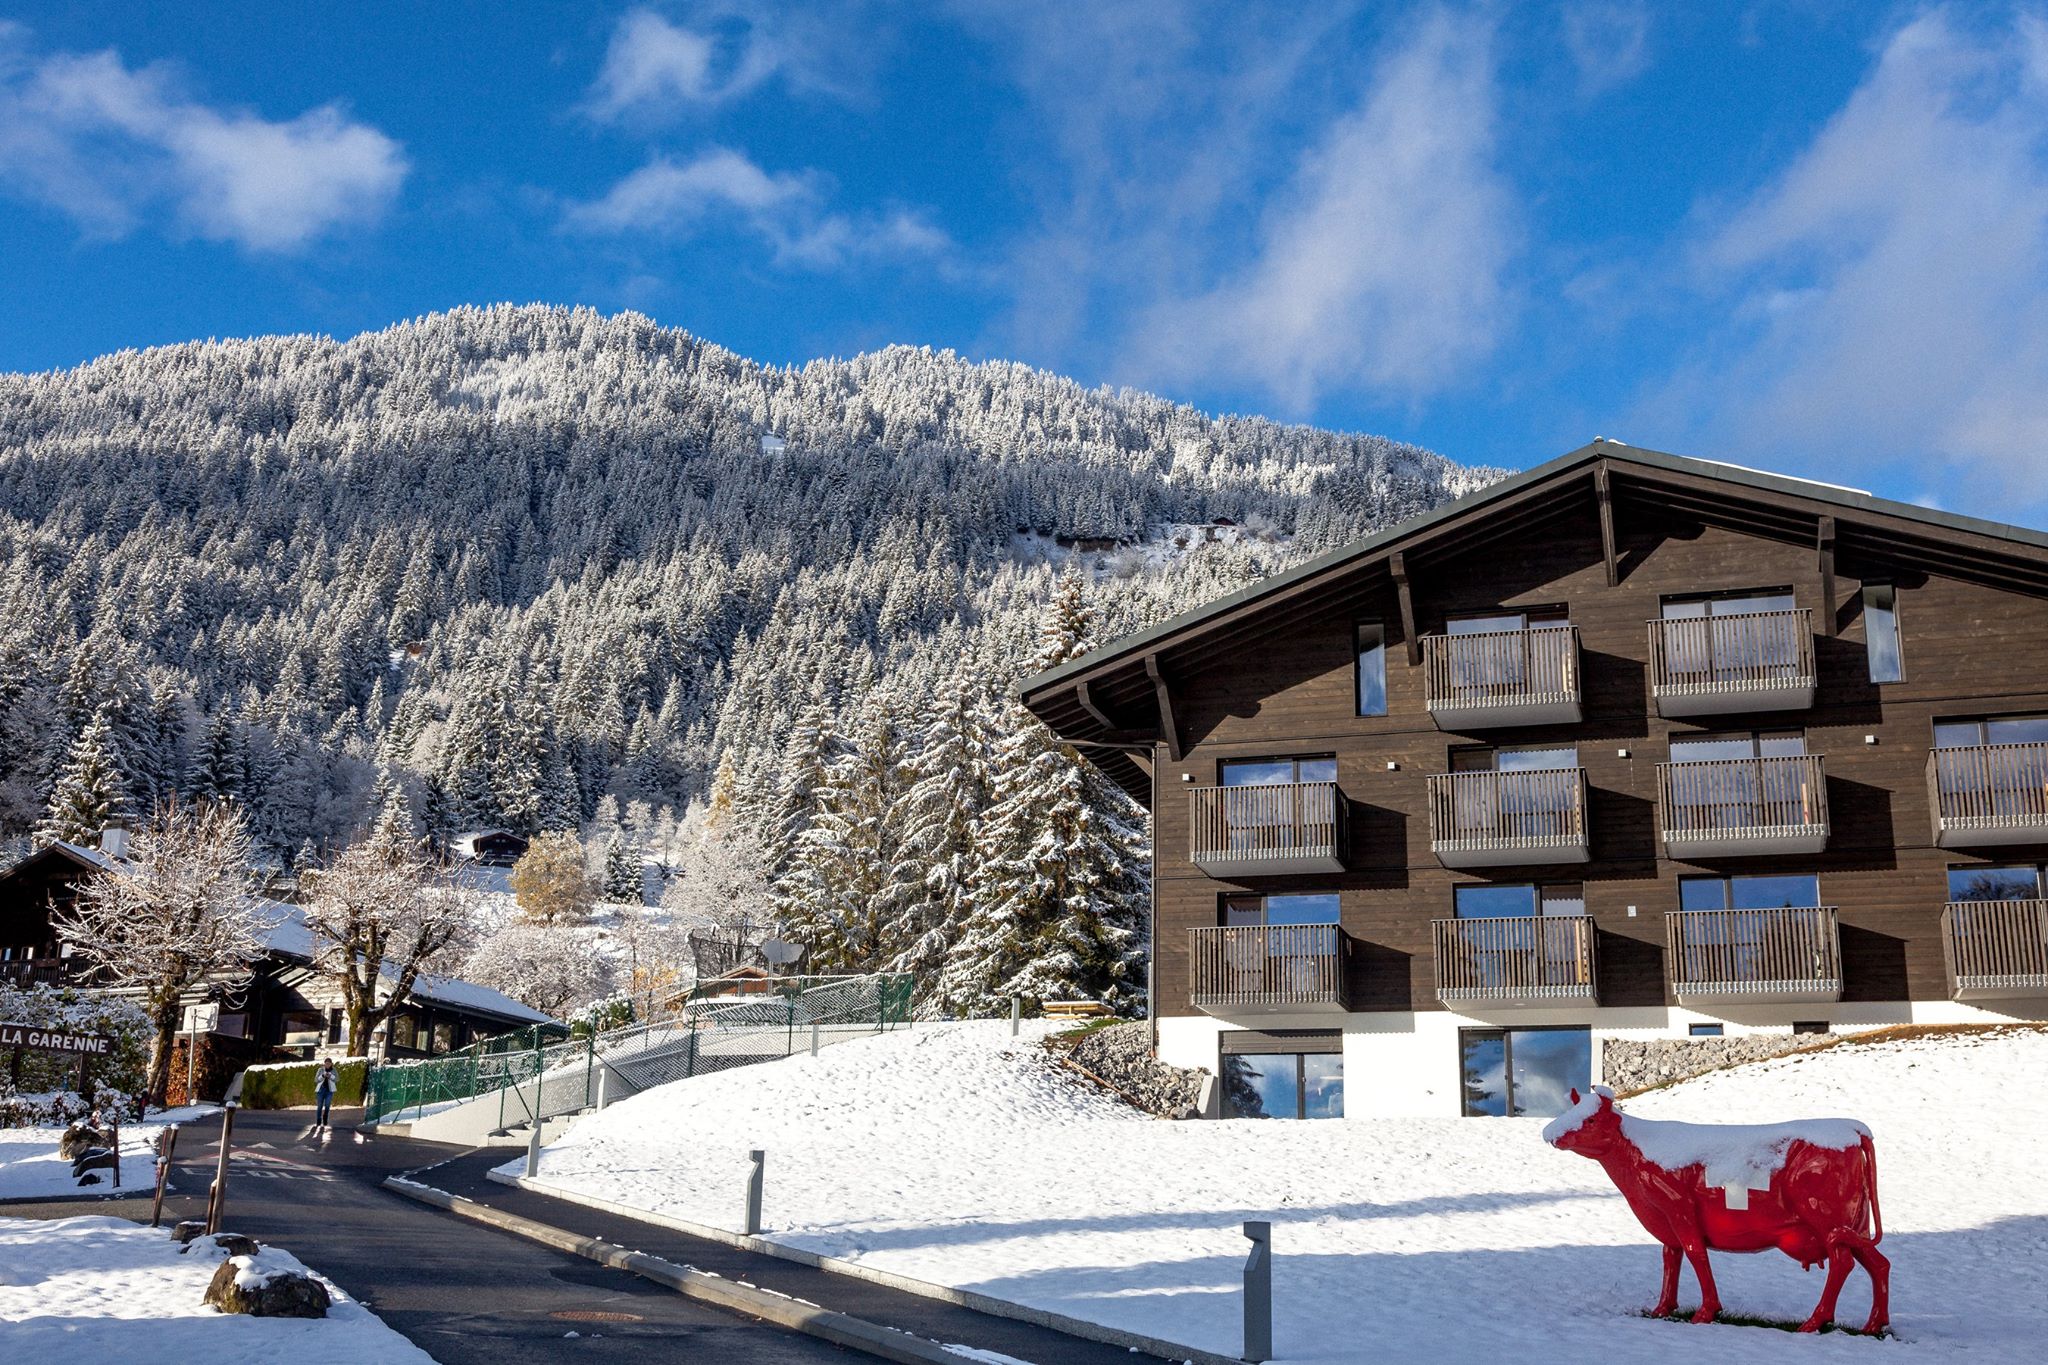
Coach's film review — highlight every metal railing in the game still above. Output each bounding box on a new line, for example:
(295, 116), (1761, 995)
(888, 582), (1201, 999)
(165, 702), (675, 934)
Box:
(1426, 768), (1589, 859)
(1189, 924), (1348, 1012)
(1941, 900), (2048, 998)
(361, 1021), (570, 1126)
(1431, 915), (1597, 1004)
(1423, 626), (1580, 717)
(1190, 781), (1341, 869)
(1666, 905), (1841, 1001)
(1658, 754), (1827, 848)
(1928, 743), (2048, 837)
(1649, 609), (1814, 701)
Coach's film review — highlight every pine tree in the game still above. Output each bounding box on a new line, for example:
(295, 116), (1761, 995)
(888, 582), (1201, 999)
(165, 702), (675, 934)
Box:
(602, 827), (643, 904)
(39, 708), (128, 847)
(891, 676), (993, 1008)
(778, 692), (911, 973)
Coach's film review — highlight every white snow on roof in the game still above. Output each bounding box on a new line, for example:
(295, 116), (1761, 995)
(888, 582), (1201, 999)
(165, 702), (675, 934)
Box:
(254, 900), (552, 1026)
(1690, 457), (1871, 498)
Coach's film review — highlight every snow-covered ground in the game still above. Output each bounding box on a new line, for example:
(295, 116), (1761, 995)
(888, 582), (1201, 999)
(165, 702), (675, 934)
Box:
(512, 1021), (2048, 1364)
(0, 1107), (218, 1202)
(0, 1215), (433, 1360)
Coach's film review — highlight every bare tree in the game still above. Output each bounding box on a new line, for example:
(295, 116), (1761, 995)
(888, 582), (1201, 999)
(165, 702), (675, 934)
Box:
(302, 821), (470, 1057)
(59, 800), (270, 1108)
(462, 921), (611, 1018)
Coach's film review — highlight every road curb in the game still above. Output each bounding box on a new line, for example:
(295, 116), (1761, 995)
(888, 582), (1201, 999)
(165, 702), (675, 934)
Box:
(489, 1168), (1243, 1365)
(382, 1175), (969, 1365)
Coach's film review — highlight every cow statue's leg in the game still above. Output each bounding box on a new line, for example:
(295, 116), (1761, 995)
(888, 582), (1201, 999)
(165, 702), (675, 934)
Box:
(1651, 1243), (1682, 1318)
(1679, 1237), (1721, 1324)
(1840, 1230), (1891, 1335)
(1798, 1242), (1856, 1333)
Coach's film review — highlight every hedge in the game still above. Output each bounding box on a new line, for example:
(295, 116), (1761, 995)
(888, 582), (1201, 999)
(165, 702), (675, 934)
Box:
(238, 1058), (367, 1110)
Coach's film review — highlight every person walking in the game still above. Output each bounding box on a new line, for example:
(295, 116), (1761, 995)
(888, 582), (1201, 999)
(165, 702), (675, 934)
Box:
(313, 1058), (338, 1129)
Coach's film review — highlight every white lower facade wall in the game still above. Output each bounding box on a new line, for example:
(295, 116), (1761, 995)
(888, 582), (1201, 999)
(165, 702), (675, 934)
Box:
(1158, 998), (2048, 1119)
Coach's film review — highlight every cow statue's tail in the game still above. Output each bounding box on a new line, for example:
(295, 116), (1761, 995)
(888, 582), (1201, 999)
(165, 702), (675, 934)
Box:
(1861, 1132), (1883, 1244)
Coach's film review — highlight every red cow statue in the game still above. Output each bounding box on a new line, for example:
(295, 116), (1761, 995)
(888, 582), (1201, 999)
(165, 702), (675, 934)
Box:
(1544, 1086), (1888, 1335)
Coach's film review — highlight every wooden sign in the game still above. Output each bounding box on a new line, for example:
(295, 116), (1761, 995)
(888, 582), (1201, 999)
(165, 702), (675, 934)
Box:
(0, 1022), (114, 1057)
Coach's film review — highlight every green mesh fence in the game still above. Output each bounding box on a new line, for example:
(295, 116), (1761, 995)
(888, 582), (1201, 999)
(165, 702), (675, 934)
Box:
(361, 1021), (568, 1126)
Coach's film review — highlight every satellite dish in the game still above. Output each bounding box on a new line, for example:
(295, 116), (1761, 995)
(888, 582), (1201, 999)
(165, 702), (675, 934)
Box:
(760, 939), (805, 967)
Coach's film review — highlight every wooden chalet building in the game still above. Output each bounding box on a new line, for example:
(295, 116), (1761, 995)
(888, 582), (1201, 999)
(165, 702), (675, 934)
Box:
(0, 838), (553, 1074)
(1021, 441), (2048, 1120)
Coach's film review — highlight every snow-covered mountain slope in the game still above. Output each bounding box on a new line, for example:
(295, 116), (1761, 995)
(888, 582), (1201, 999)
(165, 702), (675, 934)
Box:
(514, 1023), (2048, 1363)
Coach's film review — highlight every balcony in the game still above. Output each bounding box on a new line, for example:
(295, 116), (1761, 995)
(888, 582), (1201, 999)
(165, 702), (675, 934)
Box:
(1666, 905), (1842, 1004)
(1648, 609), (1815, 717)
(1658, 754), (1829, 860)
(0, 956), (71, 988)
(1430, 915), (1598, 1007)
(1927, 744), (2048, 847)
(1188, 924), (1350, 1016)
(1422, 627), (1583, 731)
(1189, 781), (1345, 878)
(1942, 901), (2048, 1000)
(1426, 768), (1590, 868)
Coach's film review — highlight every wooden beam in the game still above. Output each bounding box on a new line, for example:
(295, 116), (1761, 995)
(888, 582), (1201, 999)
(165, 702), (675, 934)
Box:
(1073, 680), (1156, 746)
(1595, 464), (1618, 587)
(1389, 551), (1420, 665)
(1817, 515), (1838, 637)
(1145, 654), (1184, 763)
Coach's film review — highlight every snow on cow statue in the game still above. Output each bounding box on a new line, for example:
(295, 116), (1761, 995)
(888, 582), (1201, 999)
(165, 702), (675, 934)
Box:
(1543, 1086), (1889, 1335)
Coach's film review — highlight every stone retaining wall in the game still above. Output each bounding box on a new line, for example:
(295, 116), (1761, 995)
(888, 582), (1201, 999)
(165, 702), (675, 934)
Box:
(1061, 1022), (1208, 1118)
(1601, 1035), (1818, 1094)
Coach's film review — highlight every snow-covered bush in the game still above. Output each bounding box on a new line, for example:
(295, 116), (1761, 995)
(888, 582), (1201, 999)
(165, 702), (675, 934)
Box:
(461, 920), (614, 1017)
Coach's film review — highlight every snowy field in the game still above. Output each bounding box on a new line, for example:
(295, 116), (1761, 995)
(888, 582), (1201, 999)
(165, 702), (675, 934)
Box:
(0, 1215), (432, 1361)
(0, 1107), (217, 1202)
(512, 1020), (2048, 1364)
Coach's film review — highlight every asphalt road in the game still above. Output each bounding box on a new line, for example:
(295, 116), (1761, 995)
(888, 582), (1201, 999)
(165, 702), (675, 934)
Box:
(4, 1106), (853, 1364)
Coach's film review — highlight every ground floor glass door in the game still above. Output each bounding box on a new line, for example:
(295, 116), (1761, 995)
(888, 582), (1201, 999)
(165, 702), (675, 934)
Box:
(1459, 1027), (1589, 1118)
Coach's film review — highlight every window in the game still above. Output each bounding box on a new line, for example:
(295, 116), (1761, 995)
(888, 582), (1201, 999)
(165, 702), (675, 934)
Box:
(1666, 732), (1810, 830)
(1948, 865), (2044, 902)
(1355, 622), (1386, 716)
(1446, 746), (1580, 842)
(388, 1014), (420, 1051)
(1217, 757), (1337, 855)
(1445, 605), (1570, 633)
(1661, 588), (1797, 617)
(1862, 583), (1902, 683)
(1220, 756), (1336, 785)
(1680, 874), (1822, 911)
(1223, 892), (1341, 927)
(1792, 1021), (1831, 1036)
(1689, 1023), (1724, 1038)
(1660, 589), (1801, 682)
(1221, 1033), (1343, 1120)
(1220, 893), (1341, 996)
(431, 1019), (457, 1054)
(1934, 715), (2048, 748)
(1460, 1027), (1590, 1118)
(1667, 730), (1806, 762)
(1452, 883), (1585, 918)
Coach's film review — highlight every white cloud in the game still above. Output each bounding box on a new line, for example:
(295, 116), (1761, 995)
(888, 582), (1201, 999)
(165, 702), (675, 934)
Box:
(586, 8), (776, 119)
(0, 33), (405, 253)
(1130, 12), (1517, 408)
(565, 147), (949, 270)
(1645, 10), (2048, 512)
(1561, 1), (1651, 96)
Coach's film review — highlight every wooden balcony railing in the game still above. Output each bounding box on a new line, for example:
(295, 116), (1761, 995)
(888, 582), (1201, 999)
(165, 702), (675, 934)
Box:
(1665, 905), (1841, 1004)
(1648, 609), (1815, 716)
(1430, 915), (1597, 1006)
(1188, 924), (1349, 1015)
(1927, 743), (2048, 847)
(1658, 754), (1828, 859)
(1426, 768), (1590, 867)
(1422, 626), (1582, 729)
(0, 956), (72, 988)
(1189, 781), (1345, 877)
(1942, 900), (2048, 1000)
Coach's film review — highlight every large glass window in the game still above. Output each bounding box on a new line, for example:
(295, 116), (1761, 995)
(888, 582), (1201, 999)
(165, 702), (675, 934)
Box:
(1660, 589), (1800, 682)
(1222, 1051), (1344, 1120)
(1934, 715), (2048, 747)
(1460, 1027), (1590, 1118)
(1218, 756), (1337, 855)
(1224, 892), (1342, 927)
(1355, 622), (1387, 717)
(1680, 874), (1822, 911)
(1667, 731), (1809, 830)
(1220, 756), (1336, 786)
(1677, 875), (1821, 983)
(1947, 865), (2043, 902)
(1452, 883), (1584, 918)
(1862, 584), (1902, 683)
(1220, 893), (1342, 999)
(1447, 746), (1579, 843)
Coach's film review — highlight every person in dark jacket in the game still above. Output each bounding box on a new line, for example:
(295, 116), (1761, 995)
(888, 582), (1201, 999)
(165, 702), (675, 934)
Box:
(314, 1058), (338, 1128)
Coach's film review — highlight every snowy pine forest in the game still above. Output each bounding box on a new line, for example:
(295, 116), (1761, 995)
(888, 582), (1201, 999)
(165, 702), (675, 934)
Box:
(0, 304), (1491, 1014)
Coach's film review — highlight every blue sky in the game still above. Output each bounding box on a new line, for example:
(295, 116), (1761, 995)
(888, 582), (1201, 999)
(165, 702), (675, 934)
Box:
(4, 3), (2048, 518)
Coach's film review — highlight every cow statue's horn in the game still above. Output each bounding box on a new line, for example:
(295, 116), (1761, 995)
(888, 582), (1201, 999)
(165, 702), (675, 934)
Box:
(1569, 1088), (1581, 1105)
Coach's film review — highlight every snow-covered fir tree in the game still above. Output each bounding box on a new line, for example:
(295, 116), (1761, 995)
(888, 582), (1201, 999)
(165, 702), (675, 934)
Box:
(39, 708), (128, 847)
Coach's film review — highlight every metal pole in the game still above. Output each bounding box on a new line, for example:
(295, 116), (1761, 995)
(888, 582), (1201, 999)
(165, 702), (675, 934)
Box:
(1010, 997), (1021, 1036)
(744, 1149), (765, 1236)
(524, 1110), (543, 1178)
(809, 1020), (820, 1057)
(1242, 1221), (1272, 1363)
(205, 1103), (238, 1235)
(149, 1124), (178, 1227)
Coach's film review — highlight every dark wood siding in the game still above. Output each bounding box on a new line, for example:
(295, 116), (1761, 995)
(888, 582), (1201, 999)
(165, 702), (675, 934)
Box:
(1149, 499), (2048, 1019)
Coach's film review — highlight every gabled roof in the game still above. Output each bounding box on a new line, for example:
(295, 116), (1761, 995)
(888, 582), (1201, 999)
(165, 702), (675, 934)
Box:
(1021, 438), (2048, 802)
(0, 840), (116, 883)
